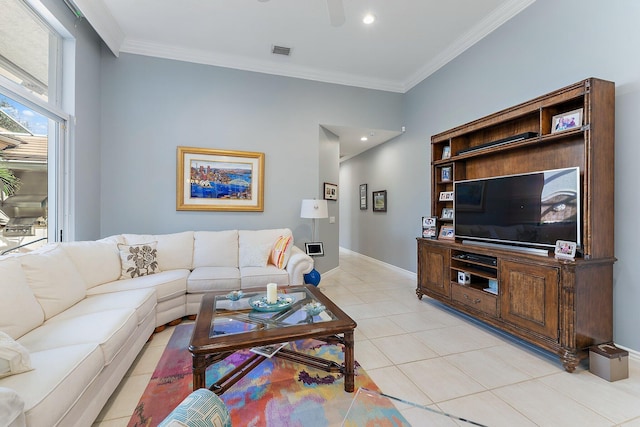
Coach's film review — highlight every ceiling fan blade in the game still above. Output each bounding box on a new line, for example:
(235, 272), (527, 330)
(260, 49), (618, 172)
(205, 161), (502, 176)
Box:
(326, 0), (345, 27)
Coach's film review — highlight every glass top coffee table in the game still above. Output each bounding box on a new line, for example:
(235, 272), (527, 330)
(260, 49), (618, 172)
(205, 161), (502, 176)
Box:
(189, 284), (357, 395)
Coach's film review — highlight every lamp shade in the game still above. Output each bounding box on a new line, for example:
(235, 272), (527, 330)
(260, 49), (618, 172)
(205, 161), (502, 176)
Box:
(300, 199), (328, 219)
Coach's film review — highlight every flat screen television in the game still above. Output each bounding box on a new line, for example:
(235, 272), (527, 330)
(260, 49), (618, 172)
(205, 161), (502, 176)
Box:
(454, 167), (580, 250)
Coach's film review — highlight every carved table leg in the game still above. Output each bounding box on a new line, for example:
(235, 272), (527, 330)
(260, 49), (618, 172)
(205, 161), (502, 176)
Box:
(416, 288), (424, 300)
(344, 330), (355, 392)
(192, 354), (207, 390)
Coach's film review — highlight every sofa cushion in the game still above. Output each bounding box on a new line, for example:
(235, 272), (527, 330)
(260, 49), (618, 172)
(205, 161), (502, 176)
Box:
(0, 257), (44, 339)
(19, 245), (87, 320)
(239, 266), (289, 288)
(19, 308), (139, 365)
(118, 242), (161, 279)
(51, 289), (156, 327)
(269, 235), (292, 269)
(0, 343), (103, 427)
(0, 332), (32, 378)
(61, 241), (121, 289)
(87, 269), (188, 303)
(187, 267), (241, 293)
(124, 232), (194, 271)
(193, 230), (238, 268)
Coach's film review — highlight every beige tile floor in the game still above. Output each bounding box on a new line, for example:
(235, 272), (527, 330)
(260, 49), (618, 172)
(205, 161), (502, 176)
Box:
(94, 248), (640, 426)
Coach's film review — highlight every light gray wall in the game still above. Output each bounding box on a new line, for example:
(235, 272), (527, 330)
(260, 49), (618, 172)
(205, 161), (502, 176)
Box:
(317, 126), (340, 273)
(340, 0), (640, 350)
(99, 53), (403, 268)
(39, 0), (103, 241)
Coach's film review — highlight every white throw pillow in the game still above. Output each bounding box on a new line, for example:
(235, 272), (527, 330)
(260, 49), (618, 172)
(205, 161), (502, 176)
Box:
(0, 331), (33, 378)
(118, 242), (162, 279)
(239, 243), (272, 268)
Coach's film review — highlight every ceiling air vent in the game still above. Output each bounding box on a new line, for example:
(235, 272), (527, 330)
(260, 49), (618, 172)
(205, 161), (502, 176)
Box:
(271, 45), (292, 56)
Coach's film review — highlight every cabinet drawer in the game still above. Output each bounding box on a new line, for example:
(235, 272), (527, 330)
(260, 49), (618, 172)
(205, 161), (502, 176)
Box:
(451, 283), (497, 316)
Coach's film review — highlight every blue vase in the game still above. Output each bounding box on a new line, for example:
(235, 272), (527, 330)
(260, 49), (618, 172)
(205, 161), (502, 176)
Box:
(303, 269), (321, 286)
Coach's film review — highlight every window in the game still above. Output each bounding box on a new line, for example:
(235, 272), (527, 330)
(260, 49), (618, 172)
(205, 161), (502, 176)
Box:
(0, 0), (68, 254)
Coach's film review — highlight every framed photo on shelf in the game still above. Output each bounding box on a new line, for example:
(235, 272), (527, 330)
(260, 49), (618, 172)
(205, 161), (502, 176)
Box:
(554, 240), (576, 260)
(324, 182), (338, 201)
(176, 146), (264, 212)
(438, 225), (455, 240)
(439, 191), (454, 201)
(441, 166), (452, 182)
(441, 207), (454, 220)
(422, 216), (436, 228)
(551, 108), (583, 133)
(359, 184), (367, 210)
(373, 190), (387, 212)
(422, 227), (437, 238)
(422, 216), (437, 239)
(441, 145), (451, 160)
(305, 242), (324, 257)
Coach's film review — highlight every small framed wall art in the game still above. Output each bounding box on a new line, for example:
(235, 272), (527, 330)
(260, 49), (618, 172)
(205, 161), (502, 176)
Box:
(359, 184), (368, 210)
(373, 190), (387, 212)
(324, 182), (338, 201)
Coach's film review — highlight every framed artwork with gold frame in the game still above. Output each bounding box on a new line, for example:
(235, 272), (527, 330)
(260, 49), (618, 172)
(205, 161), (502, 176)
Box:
(176, 146), (264, 211)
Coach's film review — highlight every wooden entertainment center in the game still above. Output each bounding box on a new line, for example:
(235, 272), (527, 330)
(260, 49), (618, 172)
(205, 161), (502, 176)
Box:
(417, 78), (615, 371)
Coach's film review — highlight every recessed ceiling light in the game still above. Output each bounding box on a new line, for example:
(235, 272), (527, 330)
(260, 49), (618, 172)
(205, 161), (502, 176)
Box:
(363, 14), (375, 25)
(360, 136), (368, 141)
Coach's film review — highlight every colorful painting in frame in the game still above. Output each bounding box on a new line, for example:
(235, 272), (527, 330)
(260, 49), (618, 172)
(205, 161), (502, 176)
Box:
(176, 146), (264, 211)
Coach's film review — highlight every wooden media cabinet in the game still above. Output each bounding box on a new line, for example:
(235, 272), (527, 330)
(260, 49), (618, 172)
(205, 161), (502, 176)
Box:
(417, 78), (615, 371)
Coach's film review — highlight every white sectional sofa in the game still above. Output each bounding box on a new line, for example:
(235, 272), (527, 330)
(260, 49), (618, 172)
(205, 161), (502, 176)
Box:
(0, 228), (313, 427)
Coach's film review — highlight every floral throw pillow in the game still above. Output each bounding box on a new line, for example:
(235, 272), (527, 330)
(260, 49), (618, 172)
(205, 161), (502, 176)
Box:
(118, 242), (161, 279)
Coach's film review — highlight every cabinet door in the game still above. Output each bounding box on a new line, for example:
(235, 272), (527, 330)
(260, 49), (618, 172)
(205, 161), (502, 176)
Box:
(418, 242), (450, 298)
(500, 260), (559, 340)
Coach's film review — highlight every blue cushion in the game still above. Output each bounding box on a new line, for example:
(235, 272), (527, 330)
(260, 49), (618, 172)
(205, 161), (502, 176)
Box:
(158, 389), (231, 427)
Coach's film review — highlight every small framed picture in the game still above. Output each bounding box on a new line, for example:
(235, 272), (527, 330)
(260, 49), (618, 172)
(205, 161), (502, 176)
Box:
(305, 242), (325, 257)
(441, 207), (454, 220)
(551, 108), (583, 133)
(324, 182), (338, 201)
(441, 166), (452, 182)
(441, 145), (451, 160)
(359, 184), (367, 210)
(373, 190), (387, 212)
(422, 216), (436, 228)
(439, 191), (454, 201)
(554, 240), (576, 260)
(438, 225), (455, 240)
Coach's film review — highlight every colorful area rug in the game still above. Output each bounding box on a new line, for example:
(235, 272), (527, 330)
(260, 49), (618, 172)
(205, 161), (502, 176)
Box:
(128, 323), (408, 427)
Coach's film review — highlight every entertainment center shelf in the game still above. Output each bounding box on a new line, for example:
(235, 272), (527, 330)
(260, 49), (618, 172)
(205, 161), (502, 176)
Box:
(418, 78), (615, 372)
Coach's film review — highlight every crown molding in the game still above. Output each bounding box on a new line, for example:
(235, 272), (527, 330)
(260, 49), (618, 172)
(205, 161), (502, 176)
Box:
(120, 39), (406, 93)
(402, 0), (536, 92)
(71, 0), (124, 56)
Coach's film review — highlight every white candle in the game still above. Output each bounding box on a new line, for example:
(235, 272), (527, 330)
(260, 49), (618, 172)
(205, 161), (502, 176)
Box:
(266, 283), (278, 304)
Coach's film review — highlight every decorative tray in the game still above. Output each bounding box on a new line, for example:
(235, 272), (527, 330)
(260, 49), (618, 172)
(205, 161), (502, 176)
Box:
(248, 294), (295, 312)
